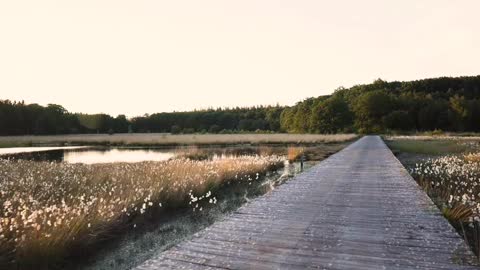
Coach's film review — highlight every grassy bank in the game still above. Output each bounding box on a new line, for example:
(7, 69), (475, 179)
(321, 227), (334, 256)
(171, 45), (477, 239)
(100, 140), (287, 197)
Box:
(0, 156), (283, 269)
(386, 137), (480, 258)
(386, 139), (467, 155)
(0, 133), (357, 148)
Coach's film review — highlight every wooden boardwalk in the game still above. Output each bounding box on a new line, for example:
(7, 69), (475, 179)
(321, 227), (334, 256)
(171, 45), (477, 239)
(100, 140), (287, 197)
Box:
(135, 136), (478, 269)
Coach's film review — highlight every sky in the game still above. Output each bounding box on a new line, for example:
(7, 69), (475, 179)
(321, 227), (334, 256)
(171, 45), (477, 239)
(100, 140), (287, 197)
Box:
(1, 1), (479, 117)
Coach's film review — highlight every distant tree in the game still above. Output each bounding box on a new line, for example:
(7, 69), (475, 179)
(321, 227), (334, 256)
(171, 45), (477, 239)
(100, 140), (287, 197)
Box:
(114, 115), (129, 133)
(170, 125), (182, 134)
(292, 99), (314, 133)
(183, 127), (195, 134)
(352, 90), (393, 133)
(279, 107), (295, 132)
(382, 111), (414, 131)
(208, 125), (221, 133)
(310, 96), (353, 133)
(449, 95), (468, 131)
(265, 106), (283, 130)
(238, 119), (253, 131)
(418, 100), (450, 131)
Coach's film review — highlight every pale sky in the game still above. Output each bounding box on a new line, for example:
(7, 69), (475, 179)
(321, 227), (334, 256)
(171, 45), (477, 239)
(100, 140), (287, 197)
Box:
(1, 1), (479, 116)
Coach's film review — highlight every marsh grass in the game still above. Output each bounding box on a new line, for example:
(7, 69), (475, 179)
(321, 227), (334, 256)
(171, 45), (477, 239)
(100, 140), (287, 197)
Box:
(172, 144), (338, 163)
(386, 139), (467, 155)
(442, 204), (475, 223)
(403, 146), (480, 258)
(0, 133), (357, 148)
(388, 136), (480, 258)
(287, 147), (304, 162)
(464, 153), (480, 163)
(0, 156), (283, 269)
(174, 146), (209, 160)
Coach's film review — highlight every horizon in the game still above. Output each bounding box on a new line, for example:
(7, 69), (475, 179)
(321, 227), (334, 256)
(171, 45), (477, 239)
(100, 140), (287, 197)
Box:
(1, 1), (480, 116)
(3, 74), (480, 117)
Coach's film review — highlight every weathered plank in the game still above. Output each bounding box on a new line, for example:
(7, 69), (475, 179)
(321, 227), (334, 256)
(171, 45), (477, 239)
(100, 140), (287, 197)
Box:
(135, 136), (478, 269)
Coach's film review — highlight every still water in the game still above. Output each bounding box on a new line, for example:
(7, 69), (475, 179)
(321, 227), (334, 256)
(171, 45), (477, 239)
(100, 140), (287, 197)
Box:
(63, 149), (175, 164)
(0, 146), (292, 164)
(1, 147), (184, 164)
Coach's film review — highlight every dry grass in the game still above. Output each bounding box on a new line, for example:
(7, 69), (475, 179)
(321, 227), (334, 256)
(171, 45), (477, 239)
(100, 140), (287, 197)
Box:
(287, 147), (304, 162)
(0, 156), (283, 269)
(443, 204), (475, 223)
(174, 146), (209, 160)
(0, 133), (357, 147)
(386, 135), (480, 141)
(464, 153), (480, 163)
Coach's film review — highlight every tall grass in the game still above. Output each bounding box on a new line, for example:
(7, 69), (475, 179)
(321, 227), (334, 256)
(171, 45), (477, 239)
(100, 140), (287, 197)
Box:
(410, 153), (480, 257)
(287, 147), (304, 162)
(0, 156), (283, 269)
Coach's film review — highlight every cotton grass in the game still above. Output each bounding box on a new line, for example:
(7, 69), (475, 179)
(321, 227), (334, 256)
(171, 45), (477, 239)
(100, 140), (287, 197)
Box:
(0, 156), (283, 268)
(411, 155), (480, 219)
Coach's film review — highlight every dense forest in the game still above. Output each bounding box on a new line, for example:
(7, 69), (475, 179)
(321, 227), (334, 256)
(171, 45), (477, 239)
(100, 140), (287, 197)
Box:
(1, 75), (480, 135)
(281, 75), (480, 133)
(0, 101), (283, 135)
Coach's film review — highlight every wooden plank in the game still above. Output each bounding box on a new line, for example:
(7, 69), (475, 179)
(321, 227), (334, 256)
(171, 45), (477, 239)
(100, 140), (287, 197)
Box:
(135, 136), (478, 269)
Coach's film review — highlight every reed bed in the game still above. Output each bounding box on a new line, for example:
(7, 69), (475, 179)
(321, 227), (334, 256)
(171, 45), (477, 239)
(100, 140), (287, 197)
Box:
(0, 156), (283, 269)
(287, 147), (304, 162)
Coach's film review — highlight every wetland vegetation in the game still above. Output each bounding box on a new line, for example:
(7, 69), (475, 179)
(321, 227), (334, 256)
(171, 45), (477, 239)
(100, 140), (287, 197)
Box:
(387, 136), (480, 258)
(0, 139), (351, 270)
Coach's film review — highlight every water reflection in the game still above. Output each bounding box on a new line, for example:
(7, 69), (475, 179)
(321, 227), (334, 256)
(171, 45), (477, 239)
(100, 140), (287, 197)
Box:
(63, 149), (175, 164)
(1, 150), (65, 162)
(1, 146), (292, 164)
(0, 146), (86, 155)
(1, 145), (323, 165)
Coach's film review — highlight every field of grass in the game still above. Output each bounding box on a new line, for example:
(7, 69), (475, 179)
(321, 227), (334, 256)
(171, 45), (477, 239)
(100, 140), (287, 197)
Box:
(387, 134), (480, 141)
(0, 133), (357, 148)
(385, 139), (468, 155)
(0, 156), (283, 269)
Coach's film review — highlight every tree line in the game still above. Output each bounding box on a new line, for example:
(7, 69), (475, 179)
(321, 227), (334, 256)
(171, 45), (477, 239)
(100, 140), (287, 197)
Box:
(1, 75), (480, 135)
(0, 101), (283, 135)
(280, 75), (480, 133)
(0, 101), (131, 135)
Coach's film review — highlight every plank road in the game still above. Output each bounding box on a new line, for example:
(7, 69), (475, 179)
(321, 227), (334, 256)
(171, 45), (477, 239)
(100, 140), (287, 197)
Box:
(135, 136), (478, 269)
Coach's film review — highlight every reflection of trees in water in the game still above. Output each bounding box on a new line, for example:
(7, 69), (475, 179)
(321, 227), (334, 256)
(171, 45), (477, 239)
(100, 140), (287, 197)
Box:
(2, 150), (64, 162)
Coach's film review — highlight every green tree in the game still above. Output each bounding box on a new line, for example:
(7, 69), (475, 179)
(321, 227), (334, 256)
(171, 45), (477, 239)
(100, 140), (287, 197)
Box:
(310, 97), (353, 133)
(382, 111), (414, 130)
(352, 90), (392, 133)
(170, 125), (182, 134)
(208, 125), (221, 133)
